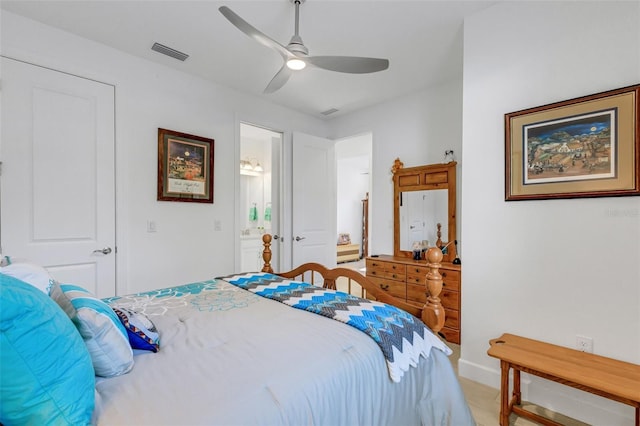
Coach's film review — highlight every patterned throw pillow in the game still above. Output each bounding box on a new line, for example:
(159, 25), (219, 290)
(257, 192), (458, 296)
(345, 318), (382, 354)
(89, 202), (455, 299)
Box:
(113, 307), (160, 352)
(0, 274), (95, 424)
(50, 281), (134, 377)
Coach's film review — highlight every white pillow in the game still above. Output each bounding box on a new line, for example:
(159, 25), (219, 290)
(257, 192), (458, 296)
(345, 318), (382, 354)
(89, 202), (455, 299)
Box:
(0, 262), (55, 294)
(50, 281), (134, 377)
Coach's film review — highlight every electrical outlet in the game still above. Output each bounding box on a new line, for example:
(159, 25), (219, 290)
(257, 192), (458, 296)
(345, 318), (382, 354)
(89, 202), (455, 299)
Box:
(576, 335), (593, 353)
(214, 220), (222, 231)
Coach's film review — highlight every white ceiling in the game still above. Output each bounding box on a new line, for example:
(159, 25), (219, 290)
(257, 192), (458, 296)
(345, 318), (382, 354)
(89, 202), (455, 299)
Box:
(1, 0), (497, 119)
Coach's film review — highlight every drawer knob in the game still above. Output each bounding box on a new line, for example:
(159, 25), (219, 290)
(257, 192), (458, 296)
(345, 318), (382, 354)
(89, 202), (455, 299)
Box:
(380, 284), (389, 290)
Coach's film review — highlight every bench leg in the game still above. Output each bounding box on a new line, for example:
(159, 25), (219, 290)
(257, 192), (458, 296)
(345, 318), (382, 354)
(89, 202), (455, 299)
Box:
(500, 361), (510, 426)
(513, 368), (521, 405)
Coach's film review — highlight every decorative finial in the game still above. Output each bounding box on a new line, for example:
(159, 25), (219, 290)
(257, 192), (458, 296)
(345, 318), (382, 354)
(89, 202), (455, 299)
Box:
(391, 158), (404, 175)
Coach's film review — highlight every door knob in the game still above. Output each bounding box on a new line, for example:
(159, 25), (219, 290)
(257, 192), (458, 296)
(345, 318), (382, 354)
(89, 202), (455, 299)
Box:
(294, 236), (306, 241)
(273, 235), (284, 243)
(92, 247), (112, 255)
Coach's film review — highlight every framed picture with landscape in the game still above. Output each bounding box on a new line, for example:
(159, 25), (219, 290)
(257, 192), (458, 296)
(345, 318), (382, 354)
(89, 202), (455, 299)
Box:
(505, 84), (640, 201)
(157, 128), (215, 203)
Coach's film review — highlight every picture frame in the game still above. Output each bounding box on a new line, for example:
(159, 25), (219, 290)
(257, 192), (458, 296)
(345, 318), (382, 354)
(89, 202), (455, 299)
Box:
(505, 84), (639, 201)
(337, 233), (351, 245)
(157, 128), (214, 203)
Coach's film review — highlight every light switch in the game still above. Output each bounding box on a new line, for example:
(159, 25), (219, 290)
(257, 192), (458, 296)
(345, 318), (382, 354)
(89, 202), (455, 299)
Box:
(147, 220), (157, 233)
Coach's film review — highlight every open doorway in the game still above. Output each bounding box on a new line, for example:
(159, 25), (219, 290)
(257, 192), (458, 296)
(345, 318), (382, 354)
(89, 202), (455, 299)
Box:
(238, 123), (283, 272)
(335, 132), (372, 271)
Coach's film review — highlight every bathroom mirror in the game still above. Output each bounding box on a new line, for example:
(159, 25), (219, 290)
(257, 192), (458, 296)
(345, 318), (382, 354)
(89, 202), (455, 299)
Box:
(392, 160), (457, 262)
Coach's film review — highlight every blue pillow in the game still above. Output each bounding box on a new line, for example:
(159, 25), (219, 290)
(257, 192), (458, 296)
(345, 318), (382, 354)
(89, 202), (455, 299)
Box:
(113, 307), (160, 352)
(0, 273), (95, 425)
(50, 281), (134, 377)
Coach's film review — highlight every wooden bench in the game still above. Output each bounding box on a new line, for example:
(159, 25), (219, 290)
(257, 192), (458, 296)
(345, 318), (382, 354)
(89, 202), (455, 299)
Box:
(487, 333), (640, 426)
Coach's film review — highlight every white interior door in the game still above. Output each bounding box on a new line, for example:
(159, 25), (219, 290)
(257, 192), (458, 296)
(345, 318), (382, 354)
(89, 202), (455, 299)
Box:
(269, 134), (283, 271)
(291, 132), (336, 268)
(1, 58), (116, 298)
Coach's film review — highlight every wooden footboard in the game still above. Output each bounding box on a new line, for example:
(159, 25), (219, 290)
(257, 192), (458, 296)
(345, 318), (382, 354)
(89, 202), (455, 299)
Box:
(260, 234), (446, 334)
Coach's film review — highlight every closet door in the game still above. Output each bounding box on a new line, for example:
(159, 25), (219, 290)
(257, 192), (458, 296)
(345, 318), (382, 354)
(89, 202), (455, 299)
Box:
(1, 58), (116, 298)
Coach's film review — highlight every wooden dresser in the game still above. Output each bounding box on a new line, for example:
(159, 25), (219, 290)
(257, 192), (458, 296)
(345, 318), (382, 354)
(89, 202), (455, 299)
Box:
(366, 255), (461, 344)
(336, 244), (360, 263)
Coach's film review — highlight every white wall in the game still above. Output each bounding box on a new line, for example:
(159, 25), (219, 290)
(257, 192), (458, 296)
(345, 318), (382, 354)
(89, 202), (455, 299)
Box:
(1, 11), (328, 295)
(461, 2), (640, 424)
(329, 79), (464, 256)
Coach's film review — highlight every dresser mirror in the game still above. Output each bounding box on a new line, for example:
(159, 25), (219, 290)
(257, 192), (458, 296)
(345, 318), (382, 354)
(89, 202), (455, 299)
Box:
(398, 189), (448, 251)
(392, 159), (457, 262)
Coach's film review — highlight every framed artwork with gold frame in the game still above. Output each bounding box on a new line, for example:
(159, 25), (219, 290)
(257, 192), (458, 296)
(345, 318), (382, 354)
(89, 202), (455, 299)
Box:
(505, 84), (639, 201)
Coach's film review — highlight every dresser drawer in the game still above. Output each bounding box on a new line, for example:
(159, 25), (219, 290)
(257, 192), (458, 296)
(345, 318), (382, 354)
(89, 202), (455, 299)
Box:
(406, 283), (427, 304)
(444, 308), (459, 329)
(406, 265), (429, 285)
(367, 276), (406, 300)
(440, 269), (460, 291)
(407, 266), (459, 291)
(366, 258), (385, 271)
(366, 260), (406, 282)
(439, 326), (460, 344)
(440, 289), (459, 310)
(384, 270), (406, 282)
(367, 268), (406, 282)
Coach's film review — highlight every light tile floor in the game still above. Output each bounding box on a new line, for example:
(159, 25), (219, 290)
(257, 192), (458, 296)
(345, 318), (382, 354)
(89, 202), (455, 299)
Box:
(337, 259), (588, 426)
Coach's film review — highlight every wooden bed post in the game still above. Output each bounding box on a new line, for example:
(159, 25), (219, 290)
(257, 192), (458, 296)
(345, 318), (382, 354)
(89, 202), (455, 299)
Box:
(261, 234), (273, 273)
(422, 247), (445, 334)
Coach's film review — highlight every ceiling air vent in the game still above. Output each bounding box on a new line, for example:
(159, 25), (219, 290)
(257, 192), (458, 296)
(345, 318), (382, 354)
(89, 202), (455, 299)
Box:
(151, 42), (189, 62)
(321, 108), (339, 116)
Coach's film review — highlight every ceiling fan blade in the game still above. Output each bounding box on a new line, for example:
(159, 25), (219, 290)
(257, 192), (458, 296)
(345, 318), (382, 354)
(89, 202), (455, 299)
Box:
(306, 56), (389, 74)
(219, 6), (292, 60)
(264, 65), (292, 94)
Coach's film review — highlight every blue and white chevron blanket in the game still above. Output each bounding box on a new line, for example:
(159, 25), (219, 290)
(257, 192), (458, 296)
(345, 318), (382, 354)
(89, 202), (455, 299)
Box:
(219, 272), (451, 382)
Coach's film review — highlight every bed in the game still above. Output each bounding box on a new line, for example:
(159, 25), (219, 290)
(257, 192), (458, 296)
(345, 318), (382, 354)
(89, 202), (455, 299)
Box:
(0, 235), (475, 425)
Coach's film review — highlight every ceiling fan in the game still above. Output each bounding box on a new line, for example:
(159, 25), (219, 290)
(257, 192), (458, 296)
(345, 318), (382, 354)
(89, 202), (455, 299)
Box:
(219, 0), (390, 94)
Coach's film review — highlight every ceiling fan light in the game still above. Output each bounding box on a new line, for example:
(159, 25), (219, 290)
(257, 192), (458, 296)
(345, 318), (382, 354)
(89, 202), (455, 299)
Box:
(286, 58), (306, 70)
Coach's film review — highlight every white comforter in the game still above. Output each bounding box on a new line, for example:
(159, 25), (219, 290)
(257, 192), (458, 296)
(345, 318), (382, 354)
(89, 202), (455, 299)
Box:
(94, 279), (475, 425)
